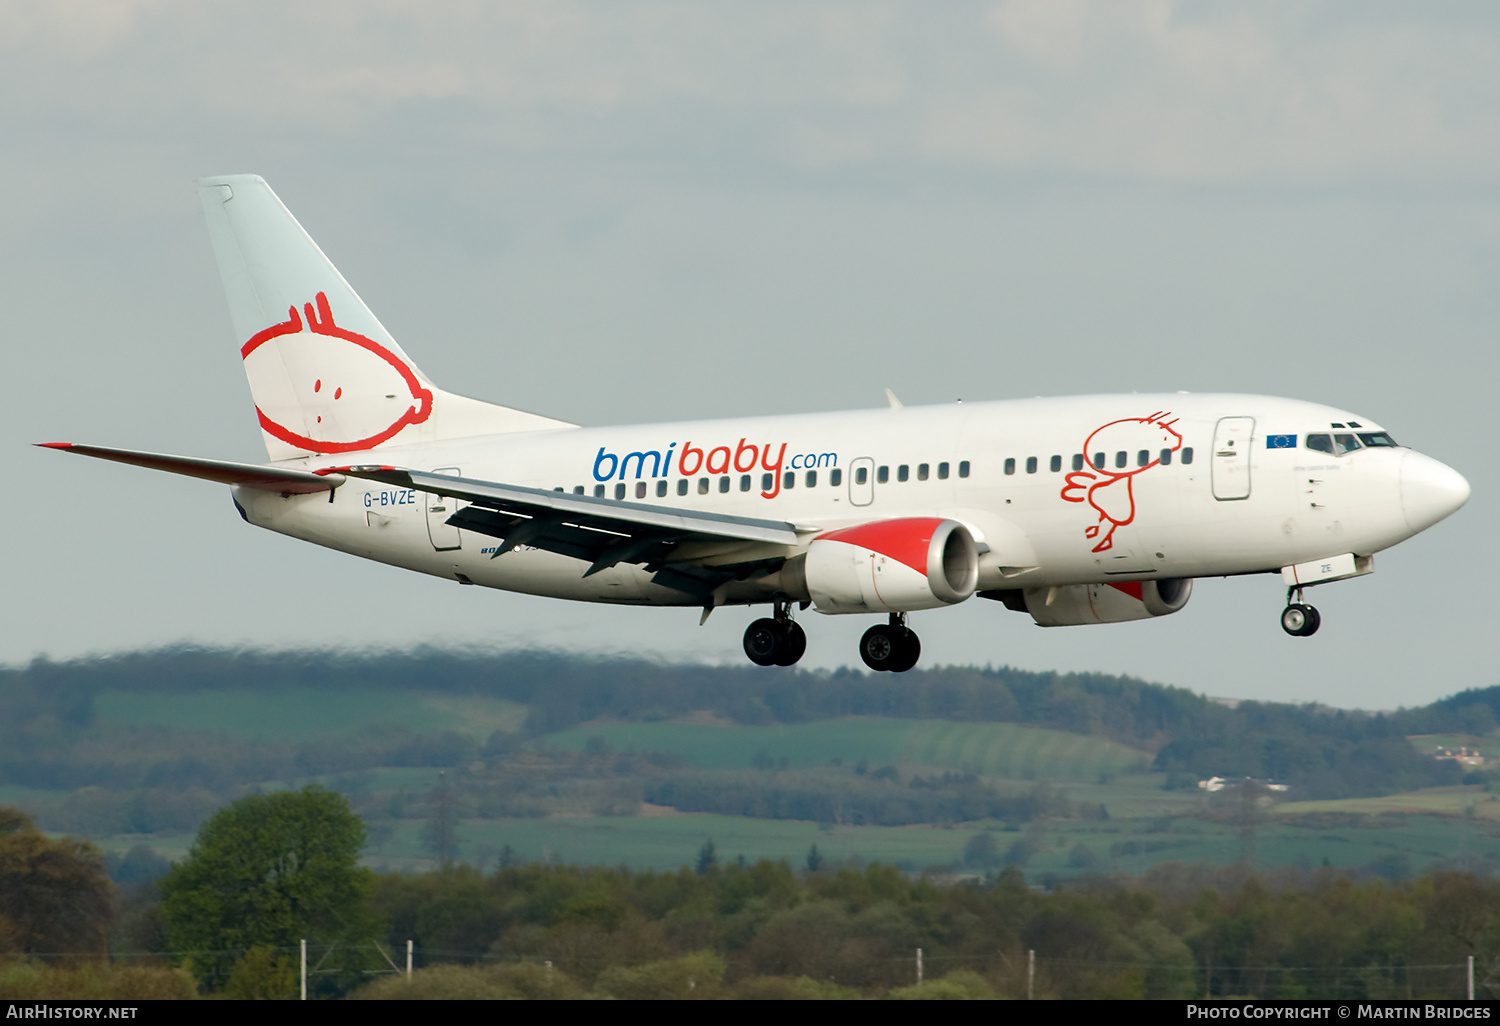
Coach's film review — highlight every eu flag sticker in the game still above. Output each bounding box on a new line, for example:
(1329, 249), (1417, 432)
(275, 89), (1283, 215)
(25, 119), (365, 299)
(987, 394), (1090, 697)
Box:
(1266, 434), (1297, 449)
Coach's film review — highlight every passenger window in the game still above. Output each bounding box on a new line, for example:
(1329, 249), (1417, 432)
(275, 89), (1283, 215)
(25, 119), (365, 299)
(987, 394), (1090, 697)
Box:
(761, 473), (774, 492)
(656, 480), (667, 497)
(677, 479), (689, 496)
(959, 461), (970, 478)
(783, 471), (795, 490)
(554, 486), (563, 492)
(1358, 432), (1399, 448)
(1160, 449), (1172, 466)
(615, 483), (626, 500)
(917, 463), (929, 481)
(1137, 450), (1149, 468)
(635, 482), (647, 499)
(807, 470), (818, 488)
(855, 467), (868, 485)
(698, 478), (710, 494)
(877, 466), (889, 484)
(719, 476), (731, 493)
(1333, 433), (1362, 455)
(898, 465), (909, 482)
(1306, 433), (1334, 455)
(1004, 458), (1015, 475)
(1093, 452), (1105, 470)
(741, 475), (752, 492)
(830, 468), (843, 486)
(574, 486), (585, 495)
(1182, 448), (1194, 465)
(1073, 454), (1085, 472)
(594, 484), (606, 498)
(1050, 455), (1061, 473)
(1026, 456), (1037, 474)
(1115, 451), (1127, 469)
(937, 462), (949, 480)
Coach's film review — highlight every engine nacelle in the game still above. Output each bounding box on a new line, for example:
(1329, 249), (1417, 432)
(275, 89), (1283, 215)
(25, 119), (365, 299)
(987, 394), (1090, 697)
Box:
(795, 518), (980, 614)
(1020, 578), (1192, 626)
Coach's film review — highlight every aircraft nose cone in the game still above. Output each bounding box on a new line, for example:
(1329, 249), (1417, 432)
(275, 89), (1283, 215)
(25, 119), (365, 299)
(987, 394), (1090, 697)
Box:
(1400, 451), (1470, 534)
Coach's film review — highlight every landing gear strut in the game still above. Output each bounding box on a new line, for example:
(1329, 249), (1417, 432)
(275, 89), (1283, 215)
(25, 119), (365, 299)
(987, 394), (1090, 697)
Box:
(743, 601), (807, 666)
(859, 613), (921, 673)
(1280, 587), (1321, 637)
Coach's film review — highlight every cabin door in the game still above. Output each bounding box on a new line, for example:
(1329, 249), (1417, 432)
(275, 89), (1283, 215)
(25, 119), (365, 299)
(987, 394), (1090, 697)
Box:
(1211, 418), (1254, 501)
(425, 468), (463, 551)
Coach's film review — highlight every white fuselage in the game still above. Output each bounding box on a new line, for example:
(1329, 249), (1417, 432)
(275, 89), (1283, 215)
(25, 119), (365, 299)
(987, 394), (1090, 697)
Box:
(233, 391), (1461, 611)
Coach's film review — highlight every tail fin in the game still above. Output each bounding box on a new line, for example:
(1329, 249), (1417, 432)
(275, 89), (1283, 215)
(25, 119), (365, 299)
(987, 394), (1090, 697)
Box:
(199, 175), (573, 462)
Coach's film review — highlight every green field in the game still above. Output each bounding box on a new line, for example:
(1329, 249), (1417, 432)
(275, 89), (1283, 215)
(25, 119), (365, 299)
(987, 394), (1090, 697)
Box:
(93, 690), (528, 741)
(541, 718), (1152, 782)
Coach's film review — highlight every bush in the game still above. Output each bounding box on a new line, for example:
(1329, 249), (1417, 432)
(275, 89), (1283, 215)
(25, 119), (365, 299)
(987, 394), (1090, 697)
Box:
(888, 969), (999, 1000)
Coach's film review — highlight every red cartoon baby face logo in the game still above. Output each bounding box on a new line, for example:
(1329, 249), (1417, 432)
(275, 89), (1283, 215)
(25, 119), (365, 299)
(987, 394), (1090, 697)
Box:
(241, 292), (434, 454)
(1060, 411), (1182, 553)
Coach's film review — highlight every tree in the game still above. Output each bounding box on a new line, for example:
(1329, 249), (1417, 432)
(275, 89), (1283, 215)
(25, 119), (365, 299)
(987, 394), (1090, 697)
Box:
(806, 844), (824, 873)
(157, 786), (375, 993)
(0, 806), (113, 958)
(695, 839), (717, 875)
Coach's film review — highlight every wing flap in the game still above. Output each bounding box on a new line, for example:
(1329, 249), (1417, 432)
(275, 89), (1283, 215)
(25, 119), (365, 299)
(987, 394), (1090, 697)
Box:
(37, 443), (345, 494)
(335, 466), (801, 588)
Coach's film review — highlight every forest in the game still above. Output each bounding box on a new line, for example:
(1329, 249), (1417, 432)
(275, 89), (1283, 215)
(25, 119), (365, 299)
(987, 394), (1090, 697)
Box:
(1, 645), (1489, 810)
(3, 790), (1498, 1001)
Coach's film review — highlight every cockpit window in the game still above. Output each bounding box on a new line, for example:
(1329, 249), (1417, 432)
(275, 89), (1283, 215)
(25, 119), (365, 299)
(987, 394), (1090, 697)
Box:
(1307, 432), (1372, 456)
(1358, 432), (1399, 448)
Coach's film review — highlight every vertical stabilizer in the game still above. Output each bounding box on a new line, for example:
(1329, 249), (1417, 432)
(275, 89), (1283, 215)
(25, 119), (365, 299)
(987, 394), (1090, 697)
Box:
(199, 175), (573, 462)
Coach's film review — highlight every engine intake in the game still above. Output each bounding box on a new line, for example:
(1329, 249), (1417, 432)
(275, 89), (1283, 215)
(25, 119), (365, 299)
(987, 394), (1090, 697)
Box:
(796, 517), (979, 614)
(1012, 578), (1193, 626)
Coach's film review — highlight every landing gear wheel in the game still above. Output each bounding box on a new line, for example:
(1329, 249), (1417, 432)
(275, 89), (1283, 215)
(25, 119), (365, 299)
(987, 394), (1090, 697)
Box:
(744, 614), (808, 667)
(774, 621), (807, 666)
(1280, 603), (1321, 637)
(889, 630), (920, 673)
(859, 625), (899, 671)
(859, 622), (922, 672)
(744, 618), (783, 666)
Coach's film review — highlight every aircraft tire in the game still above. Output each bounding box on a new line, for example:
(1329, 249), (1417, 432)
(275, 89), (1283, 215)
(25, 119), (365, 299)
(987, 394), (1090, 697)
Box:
(859, 624), (899, 671)
(773, 621), (807, 666)
(1280, 604), (1320, 637)
(889, 629), (921, 673)
(744, 618), (783, 666)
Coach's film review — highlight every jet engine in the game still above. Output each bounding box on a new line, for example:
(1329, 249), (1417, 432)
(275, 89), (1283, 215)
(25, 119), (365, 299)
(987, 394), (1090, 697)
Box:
(784, 517), (980, 614)
(1007, 578), (1193, 626)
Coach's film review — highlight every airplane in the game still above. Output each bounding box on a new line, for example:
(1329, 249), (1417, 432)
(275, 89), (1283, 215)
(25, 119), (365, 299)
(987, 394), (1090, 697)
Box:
(40, 175), (1471, 672)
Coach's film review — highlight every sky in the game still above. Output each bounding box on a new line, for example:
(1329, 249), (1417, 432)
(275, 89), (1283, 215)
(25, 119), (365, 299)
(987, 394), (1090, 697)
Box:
(3, 1), (1498, 710)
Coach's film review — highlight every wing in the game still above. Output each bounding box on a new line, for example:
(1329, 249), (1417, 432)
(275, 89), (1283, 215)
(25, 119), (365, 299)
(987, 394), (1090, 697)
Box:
(37, 443), (345, 494)
(336, 465), (804, 599)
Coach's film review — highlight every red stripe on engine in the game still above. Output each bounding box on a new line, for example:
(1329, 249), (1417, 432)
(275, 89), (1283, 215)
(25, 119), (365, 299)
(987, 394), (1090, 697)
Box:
(815, 518), (945, 575)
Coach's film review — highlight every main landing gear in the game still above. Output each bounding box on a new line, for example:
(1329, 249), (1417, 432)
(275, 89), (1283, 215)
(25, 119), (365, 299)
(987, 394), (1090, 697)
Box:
(743, 601), (807, 666)
(859, 613), (921, 673)
(1280, 587), (1321, 637)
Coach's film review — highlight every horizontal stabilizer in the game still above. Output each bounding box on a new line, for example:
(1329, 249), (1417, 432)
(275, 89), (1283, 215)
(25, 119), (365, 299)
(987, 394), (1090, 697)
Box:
(37, 443), (344, 494)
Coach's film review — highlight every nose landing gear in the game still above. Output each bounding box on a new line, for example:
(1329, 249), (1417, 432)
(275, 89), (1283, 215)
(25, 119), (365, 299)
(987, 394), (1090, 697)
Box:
(743, 601), (807, 666)
(1280, 587), (1321, 637)
(859, 613), (921, 673)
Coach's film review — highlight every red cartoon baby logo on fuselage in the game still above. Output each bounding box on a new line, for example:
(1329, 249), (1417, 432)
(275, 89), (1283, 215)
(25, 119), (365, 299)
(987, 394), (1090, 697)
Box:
(241, 292), (433, 454)
(1060, 412), (1182, 553)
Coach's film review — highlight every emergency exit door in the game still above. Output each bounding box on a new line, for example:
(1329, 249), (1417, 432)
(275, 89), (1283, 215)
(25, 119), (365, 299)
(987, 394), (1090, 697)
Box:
(1211, 418), (1254, 501)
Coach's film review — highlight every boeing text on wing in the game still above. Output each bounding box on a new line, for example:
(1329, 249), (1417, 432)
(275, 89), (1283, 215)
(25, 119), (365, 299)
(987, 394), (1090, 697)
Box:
(39, 176), (1471, 672)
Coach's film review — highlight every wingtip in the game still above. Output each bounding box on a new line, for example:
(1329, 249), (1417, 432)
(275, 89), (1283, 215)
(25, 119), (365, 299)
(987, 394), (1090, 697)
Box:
(35, 442), (73, 449)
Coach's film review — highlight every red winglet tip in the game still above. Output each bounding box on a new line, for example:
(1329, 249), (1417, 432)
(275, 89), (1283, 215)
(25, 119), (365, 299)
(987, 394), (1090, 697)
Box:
(35, 442), (73, 449)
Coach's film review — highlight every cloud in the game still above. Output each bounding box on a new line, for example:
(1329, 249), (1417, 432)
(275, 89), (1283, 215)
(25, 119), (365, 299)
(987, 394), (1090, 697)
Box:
(0, 2), (1497, 184)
